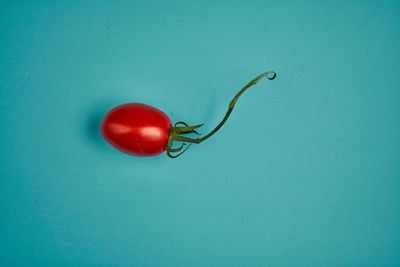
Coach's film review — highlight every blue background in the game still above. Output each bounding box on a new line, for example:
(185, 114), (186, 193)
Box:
(1, 0), (399, 266)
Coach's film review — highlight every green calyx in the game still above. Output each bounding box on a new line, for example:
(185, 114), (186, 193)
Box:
(166, 71), (276, 158)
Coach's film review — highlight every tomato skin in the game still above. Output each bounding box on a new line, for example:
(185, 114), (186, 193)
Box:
(101, 103), (172, 156)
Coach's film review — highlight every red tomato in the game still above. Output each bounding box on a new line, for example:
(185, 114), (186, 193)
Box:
(100, 71), (276, 158)
(101, 103), (172, 156)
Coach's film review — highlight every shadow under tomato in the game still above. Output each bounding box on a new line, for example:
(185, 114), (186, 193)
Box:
(83, 101), (120, 153)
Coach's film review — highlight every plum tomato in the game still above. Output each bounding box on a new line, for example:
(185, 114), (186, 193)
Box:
(101, 71), (276, 158)
(101, 103), (172, 156)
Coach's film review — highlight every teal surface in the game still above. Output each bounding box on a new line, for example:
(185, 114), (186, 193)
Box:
(1, 1), (400, 266)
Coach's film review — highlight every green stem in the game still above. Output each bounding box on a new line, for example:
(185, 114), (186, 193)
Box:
(174, 71), (276, 144)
